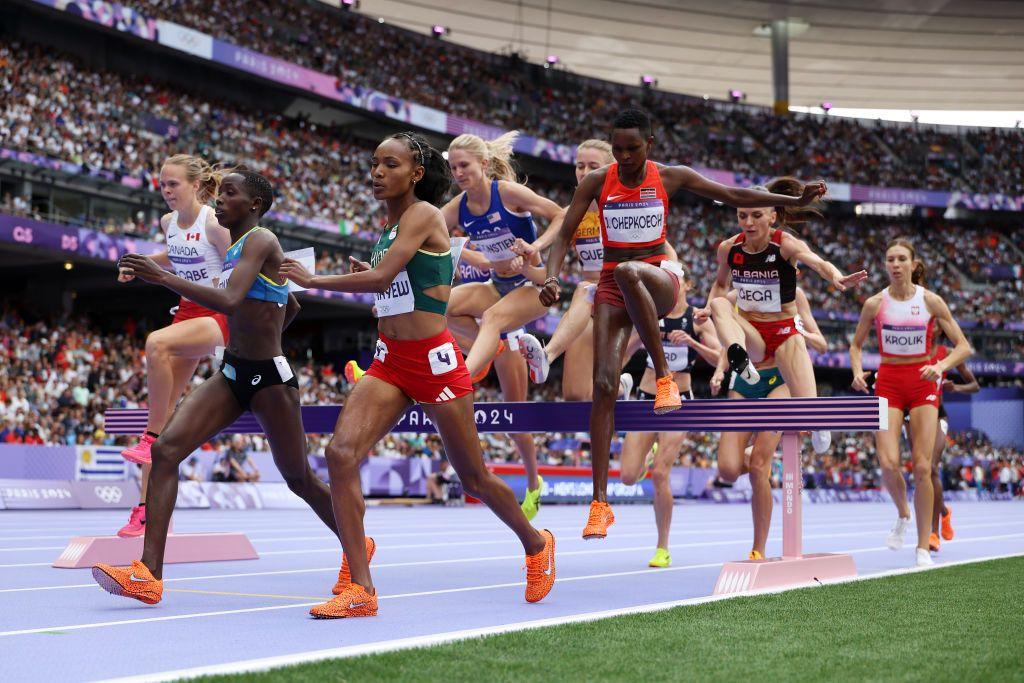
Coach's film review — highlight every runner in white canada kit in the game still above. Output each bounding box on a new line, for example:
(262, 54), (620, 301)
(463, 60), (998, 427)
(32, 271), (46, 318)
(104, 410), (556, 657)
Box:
(115, 154), (230, 539)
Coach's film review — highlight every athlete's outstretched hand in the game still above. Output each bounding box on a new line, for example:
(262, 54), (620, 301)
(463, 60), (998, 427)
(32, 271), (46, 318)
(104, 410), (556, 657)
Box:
(798, 180), (827, 205)
(279, 259), (314, 288)
(539, 279), (561, 307)
(850, 370), (872, 393)
(118, 253), (165, 284)
(117, 267), (135, 283)
(669, 330), (696, 347)
(494, 255), (525, 278)
(832, 269), (869, 292)
(692, 307), (711, 324)
(348, 256), (371, 273)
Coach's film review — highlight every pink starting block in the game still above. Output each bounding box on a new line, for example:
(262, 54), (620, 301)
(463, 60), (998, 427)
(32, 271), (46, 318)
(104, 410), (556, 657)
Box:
(713, 432), (867, 595)
(52, 532), (258, 568)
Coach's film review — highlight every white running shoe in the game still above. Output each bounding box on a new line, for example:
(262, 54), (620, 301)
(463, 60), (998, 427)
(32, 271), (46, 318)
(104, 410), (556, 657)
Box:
(916, 548), (934, 567)
(887, 517), (911, 550)
(811, 430), (832, 454)
(619, 373), (634, 400)
(518, 333), (550, 384)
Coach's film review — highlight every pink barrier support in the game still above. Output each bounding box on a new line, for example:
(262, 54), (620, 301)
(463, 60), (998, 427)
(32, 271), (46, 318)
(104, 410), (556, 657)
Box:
(53, 533), (258, 568)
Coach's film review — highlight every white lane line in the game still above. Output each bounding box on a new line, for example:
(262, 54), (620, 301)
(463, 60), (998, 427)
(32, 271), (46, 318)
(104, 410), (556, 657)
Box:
(93, 550), (1024, 683)
(2, 527), (1021, 593)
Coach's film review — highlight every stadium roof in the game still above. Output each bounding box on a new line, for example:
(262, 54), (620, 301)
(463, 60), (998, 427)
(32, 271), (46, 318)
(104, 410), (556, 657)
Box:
(367, 0), (1024, 111)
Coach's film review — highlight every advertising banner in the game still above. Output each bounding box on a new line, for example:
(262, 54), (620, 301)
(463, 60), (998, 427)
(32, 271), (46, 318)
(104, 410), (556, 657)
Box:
(0, 479), (79, 509)
(70, 480), (139, 508)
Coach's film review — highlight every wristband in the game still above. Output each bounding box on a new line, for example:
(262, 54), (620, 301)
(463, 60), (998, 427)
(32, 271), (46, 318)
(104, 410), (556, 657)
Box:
(543, 276), (559, 287)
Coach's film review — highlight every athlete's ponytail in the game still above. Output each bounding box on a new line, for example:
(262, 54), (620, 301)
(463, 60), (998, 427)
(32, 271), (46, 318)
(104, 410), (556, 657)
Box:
(162, 154), (229, 204)
(389, 132), (452, 207)
(760, 177), (823, 228)
(448, 131), (519, 183)
(886, 237), (926, 284)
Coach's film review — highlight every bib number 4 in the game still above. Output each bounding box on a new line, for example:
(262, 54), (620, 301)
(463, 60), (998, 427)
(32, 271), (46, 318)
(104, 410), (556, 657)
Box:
(428, 342), (458, 376)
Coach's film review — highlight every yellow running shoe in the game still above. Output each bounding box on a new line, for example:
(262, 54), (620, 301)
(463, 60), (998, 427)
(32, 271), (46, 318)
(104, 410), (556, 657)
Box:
(344, 360), (365, 385)
(748, 550), (764, 561)
(521, 475), (544, 521)
(648, 547), (671, 568)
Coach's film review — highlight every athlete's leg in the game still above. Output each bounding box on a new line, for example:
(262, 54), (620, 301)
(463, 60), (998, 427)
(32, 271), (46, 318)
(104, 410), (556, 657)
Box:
(494, 349), (540, 492)
(591, 304), (633, 502)
(931, 422), (947, 534)
(619, 431), (658, 485)
(651, 430), (685, 550)
(423, 397), (546, 555)
(908, 405), (938, 551)
(877, 408), (911, 519)
(465, 286), (548, 377)
(545, 282), (595, 364)
(446, 282), (499, 350)
(140, 375), (243, 578)
(143, 317), (224, 434)
(249, 385), (338, 536)
(708, 298), (767, 364)
(748, 429), (783, 557)
(323, 377), (411, 593)
(774, 334), (816, 398)
(560, 316), (594, 401)
(612, 262), (677, 377)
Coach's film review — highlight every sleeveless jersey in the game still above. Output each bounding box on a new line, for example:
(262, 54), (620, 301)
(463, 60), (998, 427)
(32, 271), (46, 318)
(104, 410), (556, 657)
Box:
(729, 229), (796, 313)
(458, 180), (538, 288)
(371, 223), (455, 317)
(647, 306), (697, 373)
(165, 205), (222, 292)
(875, 285), (934, 358)
(598, 161), (669, 253)
(574, 211), (604, 272)
(218, 227), (289, 305)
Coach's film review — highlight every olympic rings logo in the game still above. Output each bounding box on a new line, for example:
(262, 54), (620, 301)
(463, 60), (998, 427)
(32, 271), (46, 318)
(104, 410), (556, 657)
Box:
(93, 485), (124, 504)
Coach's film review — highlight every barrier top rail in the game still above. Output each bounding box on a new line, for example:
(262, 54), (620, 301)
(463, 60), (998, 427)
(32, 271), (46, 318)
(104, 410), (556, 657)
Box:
(104, 396), (888, 435)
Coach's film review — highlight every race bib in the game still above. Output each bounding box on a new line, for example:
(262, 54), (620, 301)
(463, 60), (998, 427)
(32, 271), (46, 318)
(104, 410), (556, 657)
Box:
(428, 342), (458, 375)
(374, 339), (388, 363)
(734, 276), (782, 313)
(648, 344), (689, 372)
(217, 267), (233, 289)
(503, 328), (525, 352)
(374, 270), (415, 317)
(576, 237), (604, 272)
(602, 200), (664, 243)
(880, 324), (928, 356)
(472, 227), (516, 262)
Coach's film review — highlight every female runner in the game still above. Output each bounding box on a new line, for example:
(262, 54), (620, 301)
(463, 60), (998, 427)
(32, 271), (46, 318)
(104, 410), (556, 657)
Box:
(440, 132), (565, 515)
(699, 178), (867, 455)
(540, 108), (826, 539)
(515, 139), (613, 399)
(116, 154), (230, 538)
(281, 132), (555, 618)
(712, 287), (827, 560)
(93, 171), (344, 604)
(850, 239), (972, 566)
(617, 266), (720, 567)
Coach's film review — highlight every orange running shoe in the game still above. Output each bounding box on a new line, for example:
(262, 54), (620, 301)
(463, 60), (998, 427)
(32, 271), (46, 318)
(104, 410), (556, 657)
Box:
(941, 506), (954, 541)
(582, 501), (615, 539)
(310, 583), (378, 618)
(928, 532), (940, 552)
(525, 529), (556, 603)
(333, 536), (377, 594)
(653, 375), (682, 415)
(470, 341), (505, 384)
(91, 559), (163, 605)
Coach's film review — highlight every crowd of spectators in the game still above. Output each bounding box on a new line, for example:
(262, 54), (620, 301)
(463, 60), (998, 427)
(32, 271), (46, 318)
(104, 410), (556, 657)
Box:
(117, 0), (1024, 194)
(1, 301), (1022, 498)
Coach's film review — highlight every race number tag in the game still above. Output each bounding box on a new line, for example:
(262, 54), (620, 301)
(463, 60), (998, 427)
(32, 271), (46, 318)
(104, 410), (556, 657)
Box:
(283, 247), (315, 293)
(374, 270), (416, 317)
(664, 344), (690, 372)
(602, 200), (664, 243)
(733, 276), (782, 313)
(472, 227), (516, 262)
(374, 339), (389, 363)
(428, 342), (458, 375)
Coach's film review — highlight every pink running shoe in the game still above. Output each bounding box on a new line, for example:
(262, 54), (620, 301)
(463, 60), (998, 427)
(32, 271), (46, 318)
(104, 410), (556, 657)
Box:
(117, 505), (146, 538)
(121, 433), (156, 465)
